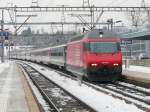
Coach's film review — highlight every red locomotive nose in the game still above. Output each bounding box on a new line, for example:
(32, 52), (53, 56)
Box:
(101, 62), (109, 65)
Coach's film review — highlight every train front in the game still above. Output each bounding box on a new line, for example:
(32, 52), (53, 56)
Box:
(83, 37), (122, 81)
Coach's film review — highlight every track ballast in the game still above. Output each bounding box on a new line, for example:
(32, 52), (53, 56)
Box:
(20, 63), (96, 112)
(19, 61), (150, 112)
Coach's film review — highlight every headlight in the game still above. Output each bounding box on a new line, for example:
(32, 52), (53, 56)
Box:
(113, 63), (119, 66)
(91, 63), (97, 66)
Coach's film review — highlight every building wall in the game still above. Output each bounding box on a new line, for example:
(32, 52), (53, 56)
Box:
(121, 40), (150, 59)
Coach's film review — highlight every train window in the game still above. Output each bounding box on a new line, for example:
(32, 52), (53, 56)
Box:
(43, 50), (48, 56)
(117, 42), (121, 51)
(60, 52), (63, 56)
(88, 42), (119, 53)
(83, 43), (90, 51)
(50, 48), (64, 56)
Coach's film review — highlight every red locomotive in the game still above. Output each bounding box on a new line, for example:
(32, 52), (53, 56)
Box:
(66, 30), (122, 81)
(12, 29), (122, 81)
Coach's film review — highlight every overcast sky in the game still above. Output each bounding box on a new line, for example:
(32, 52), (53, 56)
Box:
(1, 0), (150, 7)
(0, 0), (150, 33)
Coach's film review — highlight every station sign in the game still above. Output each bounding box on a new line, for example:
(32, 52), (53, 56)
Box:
(0, 31), (10, 40)
(121, 40), (132, 45)
(0, 31), (9, 37)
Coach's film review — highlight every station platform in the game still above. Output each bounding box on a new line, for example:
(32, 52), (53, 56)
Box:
(0, 62), (40, 112)
(122, 67), (150, 84)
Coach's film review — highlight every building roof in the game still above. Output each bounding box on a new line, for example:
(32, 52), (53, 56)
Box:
(120, 30), (150, 40)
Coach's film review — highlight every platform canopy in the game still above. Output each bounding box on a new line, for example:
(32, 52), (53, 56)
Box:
(120, 30), (150, 40)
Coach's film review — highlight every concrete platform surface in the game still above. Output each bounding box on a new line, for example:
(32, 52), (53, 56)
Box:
(0, 62), (29, 112)
(122, 70), (150, 84)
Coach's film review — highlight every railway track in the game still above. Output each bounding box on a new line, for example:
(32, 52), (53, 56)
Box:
(99, 82), (150, 104)
(82, 80), (150, 112)
(44, 65), (150, 111)
(19, 61), (150, 111)
(19, 63), (96, 112)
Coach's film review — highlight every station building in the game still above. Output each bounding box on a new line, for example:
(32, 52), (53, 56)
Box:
(119, 29), (150, 59)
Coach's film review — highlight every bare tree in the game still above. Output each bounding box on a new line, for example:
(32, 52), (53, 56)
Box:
(126, 11), (143, 28)
(126, 0), (150, 28)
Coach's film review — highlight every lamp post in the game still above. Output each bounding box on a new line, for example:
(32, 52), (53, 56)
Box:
(107, 19), (113, 31)
(1, 10), (4, 63)
(107, 19), (122, 31)
(113, 20), (122, 28)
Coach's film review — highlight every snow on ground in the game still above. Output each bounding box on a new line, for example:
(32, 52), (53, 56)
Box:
(27, 62), (144, 112)
(0, 61), (10, 73)
(21, 67), (50, 112)
(123, 65), (150, 74)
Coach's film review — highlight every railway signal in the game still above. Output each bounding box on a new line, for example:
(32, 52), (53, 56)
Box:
(0, 30), (10, 40)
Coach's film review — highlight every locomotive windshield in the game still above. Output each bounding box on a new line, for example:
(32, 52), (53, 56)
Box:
(85, 42), (120, 53)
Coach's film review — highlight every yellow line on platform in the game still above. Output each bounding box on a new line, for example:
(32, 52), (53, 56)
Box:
(17, 64), (41, 112)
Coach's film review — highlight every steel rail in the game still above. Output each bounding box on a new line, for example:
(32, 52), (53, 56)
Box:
(34, 61), (150, 111)
(98, 83), (150, 105)
(16, 60), (150, 111)
(115, 82), (150, 96)
(20, 62), (96, 112)
(21, 64), (60, 112)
